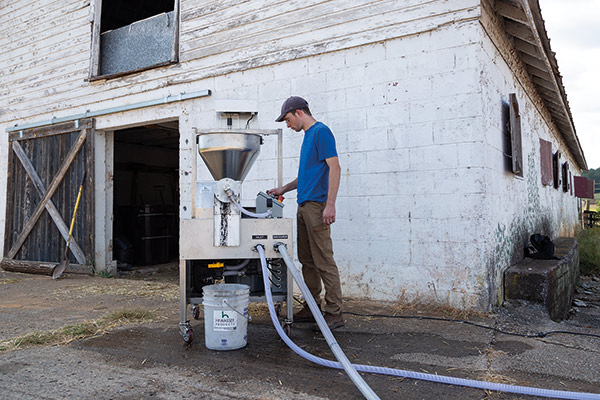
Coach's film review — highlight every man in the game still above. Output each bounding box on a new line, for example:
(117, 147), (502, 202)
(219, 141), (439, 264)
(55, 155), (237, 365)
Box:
(268, 96), (344, 330)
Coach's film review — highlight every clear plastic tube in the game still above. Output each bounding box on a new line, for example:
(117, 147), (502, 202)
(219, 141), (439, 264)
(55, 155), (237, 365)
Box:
(228, 196), (272, 219)
(256, 245), (380, 400)
(264, 243), (600, 400)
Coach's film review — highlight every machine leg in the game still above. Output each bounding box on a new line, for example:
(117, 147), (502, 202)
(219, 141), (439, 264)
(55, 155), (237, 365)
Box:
(179, 259), (193, 343)
(286, 259), (294, 324)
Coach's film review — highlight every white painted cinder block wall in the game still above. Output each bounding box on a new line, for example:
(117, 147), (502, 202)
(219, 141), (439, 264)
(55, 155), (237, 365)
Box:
(191, 20), (491, 309)
(196, 18), (580, 310)
(479, 32), (581, 307)
(1, 0), (581, 311)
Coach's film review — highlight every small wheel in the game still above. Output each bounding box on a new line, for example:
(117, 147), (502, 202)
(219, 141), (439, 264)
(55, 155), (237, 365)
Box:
(193, 306), (200, 320)
(283, 323), (292, 336)
(183, 328), (194, 344)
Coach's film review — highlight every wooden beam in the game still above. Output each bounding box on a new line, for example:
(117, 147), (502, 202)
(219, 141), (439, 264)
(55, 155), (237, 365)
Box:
(504, 19), (535, 43)
(495, 1), (528, 24)
(532, 74), (559, 92)
(9, 119), (92, 142)
(519, 51), (548, 71)
(0, 258), (93, 276)
(11, 141), (87, 264)
(513, 37), (542, 59)
(7, 130), (87, 259)
(525, 63), (552, 81)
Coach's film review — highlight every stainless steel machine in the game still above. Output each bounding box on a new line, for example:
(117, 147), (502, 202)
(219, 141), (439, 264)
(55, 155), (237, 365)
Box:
(178, 129), (294, 343)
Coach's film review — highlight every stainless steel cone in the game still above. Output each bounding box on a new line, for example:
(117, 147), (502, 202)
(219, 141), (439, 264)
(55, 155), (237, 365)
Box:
(197, 132), (261, 182)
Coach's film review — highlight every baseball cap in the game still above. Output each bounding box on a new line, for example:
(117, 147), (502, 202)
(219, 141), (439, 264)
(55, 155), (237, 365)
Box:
(275, 96), (309, 122)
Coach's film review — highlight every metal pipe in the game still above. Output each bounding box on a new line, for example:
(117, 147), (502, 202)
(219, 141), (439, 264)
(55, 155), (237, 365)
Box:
(6, 90), (212, 133)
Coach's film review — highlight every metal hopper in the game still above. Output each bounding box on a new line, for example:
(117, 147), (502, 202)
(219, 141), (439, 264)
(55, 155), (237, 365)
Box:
(196, 132), (262, 182)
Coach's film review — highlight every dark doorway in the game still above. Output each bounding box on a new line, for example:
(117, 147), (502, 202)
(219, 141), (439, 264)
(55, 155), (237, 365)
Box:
(112, 121), (179, 270)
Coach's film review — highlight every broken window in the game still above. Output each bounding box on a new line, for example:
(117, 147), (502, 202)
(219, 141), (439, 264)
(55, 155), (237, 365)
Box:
(539, 138), (553, 186)
(89, 0), (179, 79)
(561, 162), (569, 192)
(505, 93), (523, 177)
(552, 151), (561, 189)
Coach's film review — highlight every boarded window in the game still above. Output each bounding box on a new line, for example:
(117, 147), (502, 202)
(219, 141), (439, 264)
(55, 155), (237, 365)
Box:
(574, 176), (594, 199)
(552, 151), (561, 189)
(539, 138), (553, 186)
(561, 162), (569, 192)
(508, 94), (523, 177)
(89, 0), (179, 79)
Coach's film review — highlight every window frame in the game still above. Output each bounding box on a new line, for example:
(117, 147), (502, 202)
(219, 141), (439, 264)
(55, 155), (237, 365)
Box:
(508, 93), (523, 177)
(88, 0), (180, 80)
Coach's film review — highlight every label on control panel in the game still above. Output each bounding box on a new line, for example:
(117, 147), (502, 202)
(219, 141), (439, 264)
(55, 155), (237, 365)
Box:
(252, 235), (268, 240)
(272, 235), (289, 239)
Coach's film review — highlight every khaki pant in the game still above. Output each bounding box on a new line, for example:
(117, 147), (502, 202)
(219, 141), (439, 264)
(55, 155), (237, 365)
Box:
(297, 201), (343, 315)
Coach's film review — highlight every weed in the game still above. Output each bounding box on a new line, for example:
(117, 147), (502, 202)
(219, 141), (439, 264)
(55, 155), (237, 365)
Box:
(96, 270), (113, 278)
(578, 227), (600, 275)
(101, 309), (155, 324)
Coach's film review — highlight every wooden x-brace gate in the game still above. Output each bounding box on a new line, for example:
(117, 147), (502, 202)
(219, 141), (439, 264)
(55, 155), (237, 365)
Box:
(2, 119), (95, 275)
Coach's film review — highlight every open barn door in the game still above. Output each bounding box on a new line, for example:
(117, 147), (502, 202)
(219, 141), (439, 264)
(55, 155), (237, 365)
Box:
(2, 120), (95, 275)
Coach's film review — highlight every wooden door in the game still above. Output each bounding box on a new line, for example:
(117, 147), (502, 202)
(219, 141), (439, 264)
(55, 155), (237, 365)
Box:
(3, 119), (95, 274)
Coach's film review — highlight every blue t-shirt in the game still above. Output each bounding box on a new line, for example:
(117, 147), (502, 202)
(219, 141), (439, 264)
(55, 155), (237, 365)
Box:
(297, 122), (338, 205)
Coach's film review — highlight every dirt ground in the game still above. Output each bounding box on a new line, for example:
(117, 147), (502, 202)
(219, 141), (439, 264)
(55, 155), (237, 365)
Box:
(1, 266), (600, 399)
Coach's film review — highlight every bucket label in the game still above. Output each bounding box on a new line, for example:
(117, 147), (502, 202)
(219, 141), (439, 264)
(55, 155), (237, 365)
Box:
(213, 310), (237, 331)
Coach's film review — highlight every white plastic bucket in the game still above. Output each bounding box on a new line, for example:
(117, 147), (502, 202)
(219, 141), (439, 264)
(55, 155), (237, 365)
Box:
(202, 283), (250, 350)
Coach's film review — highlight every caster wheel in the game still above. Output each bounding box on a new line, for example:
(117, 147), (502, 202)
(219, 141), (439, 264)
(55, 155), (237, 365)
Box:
(283, 324), (292, 336)
(193, 306), (200, 320)
(183, 328), (194, 344)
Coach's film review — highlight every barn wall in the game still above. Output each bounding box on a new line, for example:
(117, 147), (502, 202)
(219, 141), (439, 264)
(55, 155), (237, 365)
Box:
(188, 19), (489, 308)
(1, 0), (479, 259)
(478, 5), (581, 306)
(2, 0), (581, 309)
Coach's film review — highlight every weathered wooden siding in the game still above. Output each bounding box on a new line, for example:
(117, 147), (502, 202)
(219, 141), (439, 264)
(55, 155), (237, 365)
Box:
(0, 0), (479, 125)
(4, 122), (95, 263)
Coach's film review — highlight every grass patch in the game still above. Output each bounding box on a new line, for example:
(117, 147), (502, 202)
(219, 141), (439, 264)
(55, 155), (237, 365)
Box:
(0, 278), (20, 285)
(579, 227), (600, 275)
(54, 280), (178, 301)
(0, 308), (155, 354)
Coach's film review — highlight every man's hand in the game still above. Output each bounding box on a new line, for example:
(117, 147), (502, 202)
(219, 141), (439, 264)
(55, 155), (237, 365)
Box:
(267, 187), (285, 197)
(267, 178), (297, 198)
(323, 204), (336, 225)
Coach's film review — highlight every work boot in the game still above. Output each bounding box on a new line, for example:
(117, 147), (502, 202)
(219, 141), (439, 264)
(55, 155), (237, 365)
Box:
(293, 305), (320, 322)
(313, 312), (345, 331)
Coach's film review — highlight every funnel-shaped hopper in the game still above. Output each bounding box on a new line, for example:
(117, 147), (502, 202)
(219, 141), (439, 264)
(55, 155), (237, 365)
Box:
(197, 132), (261, 181)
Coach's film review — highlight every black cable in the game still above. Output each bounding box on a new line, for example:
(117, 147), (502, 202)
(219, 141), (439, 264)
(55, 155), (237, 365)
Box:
(343, 311), (600, 339)
(292, 296), (600, 339)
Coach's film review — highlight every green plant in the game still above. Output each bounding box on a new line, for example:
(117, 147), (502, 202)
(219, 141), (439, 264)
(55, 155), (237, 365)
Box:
(578, 227), (600, 275)
(96, 270), (113, 278)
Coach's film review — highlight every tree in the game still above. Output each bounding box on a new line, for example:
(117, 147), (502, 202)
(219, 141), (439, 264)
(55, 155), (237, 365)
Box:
(583, 167), (600, 182)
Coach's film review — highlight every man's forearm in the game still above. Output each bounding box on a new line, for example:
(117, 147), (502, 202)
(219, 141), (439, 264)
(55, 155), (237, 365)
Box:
(282, 178), (298, 194)
(326, 161), (340, 207)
